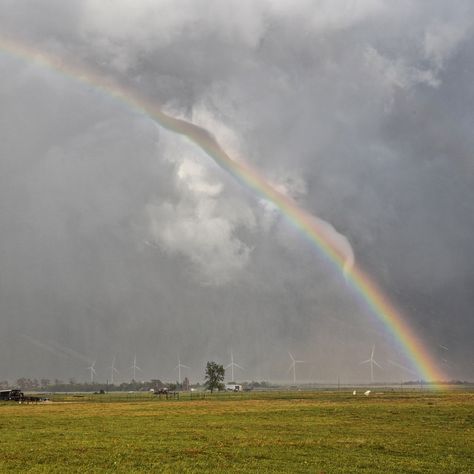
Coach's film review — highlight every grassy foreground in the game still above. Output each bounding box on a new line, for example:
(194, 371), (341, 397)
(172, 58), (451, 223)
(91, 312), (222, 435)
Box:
(0, 391), (473, 473)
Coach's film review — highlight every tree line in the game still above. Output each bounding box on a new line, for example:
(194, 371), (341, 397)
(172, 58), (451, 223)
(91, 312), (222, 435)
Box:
(0, 360), (276, 392)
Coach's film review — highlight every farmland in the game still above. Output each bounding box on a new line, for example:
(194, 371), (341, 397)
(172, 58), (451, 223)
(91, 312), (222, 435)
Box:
(0, 390), (473, 473)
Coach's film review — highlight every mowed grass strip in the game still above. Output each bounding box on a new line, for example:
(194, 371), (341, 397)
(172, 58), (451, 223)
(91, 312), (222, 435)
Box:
(0, 391), (473, 473)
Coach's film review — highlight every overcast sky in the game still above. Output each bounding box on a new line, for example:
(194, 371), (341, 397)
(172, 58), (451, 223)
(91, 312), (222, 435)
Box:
(0, 0), (473, 384)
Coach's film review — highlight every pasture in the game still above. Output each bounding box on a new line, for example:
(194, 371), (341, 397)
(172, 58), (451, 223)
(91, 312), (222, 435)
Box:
(0, 390), (473, 473)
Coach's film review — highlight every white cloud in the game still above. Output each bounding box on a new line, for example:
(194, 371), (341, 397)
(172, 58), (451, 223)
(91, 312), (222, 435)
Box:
(268, 0), (385, 30)
(146, 114), (255, 285)
(176, 160), (223, 197)
(365, 46), (440, 91)
(363, 45), (441, 112)
(147, 195), (254, 286)
(80, 0), (267, 71)
(259, 170), (307, 232)
(424, 20), (471, 70)
(271, 171), (308, 201)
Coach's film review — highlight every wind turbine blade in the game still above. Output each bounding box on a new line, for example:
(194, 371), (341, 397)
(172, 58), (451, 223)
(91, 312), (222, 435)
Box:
(360, 359), (371, 365)
(373, 360), (382, 369)
(287, 363), (295, 373)
(225, 364), (232, 369)
(387, 360), (417, 375)
(181, 364), (190, 369)
(234, 363), (244, 370)
(288, 351), (295, 361)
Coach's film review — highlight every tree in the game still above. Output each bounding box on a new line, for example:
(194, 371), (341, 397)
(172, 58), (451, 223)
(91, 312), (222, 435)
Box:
(204, 361), (225, 393)
(150, 379), (165, 391)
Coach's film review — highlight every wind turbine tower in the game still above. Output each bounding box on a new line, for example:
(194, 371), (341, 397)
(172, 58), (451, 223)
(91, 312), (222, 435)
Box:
(108, 356), (120, 385)
(288, 352), (305, 385)
(360, 345), (382, 383)
(225, 350), (244, 382)
(87, 361), (97, 383)
(175, 356), (190, 386)
(130, 354), (142, 381)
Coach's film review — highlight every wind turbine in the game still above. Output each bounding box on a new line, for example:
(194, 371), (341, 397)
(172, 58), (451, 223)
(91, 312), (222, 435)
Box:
(87, 361), (97, 383)
(225, 349), (244, 382)
(108, 356), (120, 384)
(175, 356), (190, 386)
(360, 345), (382, 383)
(288, 352), (305, 385)
(130, 354), (142, 381)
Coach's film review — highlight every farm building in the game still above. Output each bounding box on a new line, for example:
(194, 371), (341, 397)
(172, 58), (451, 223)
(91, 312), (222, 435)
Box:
(0, 389), (24, 401)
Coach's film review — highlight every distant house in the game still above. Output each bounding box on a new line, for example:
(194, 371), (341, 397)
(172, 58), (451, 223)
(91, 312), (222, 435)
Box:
(0, 389), (11, 400)
(225, 384), (242, 392)
(0, 389), (24, 401)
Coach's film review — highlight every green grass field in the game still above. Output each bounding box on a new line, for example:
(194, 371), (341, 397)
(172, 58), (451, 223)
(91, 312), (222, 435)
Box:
(1, 390), (473, 473)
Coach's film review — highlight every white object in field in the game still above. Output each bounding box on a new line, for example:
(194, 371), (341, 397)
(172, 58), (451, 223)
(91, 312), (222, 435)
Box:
(364, 390), (371, 396)
(353, 390), (357, 395)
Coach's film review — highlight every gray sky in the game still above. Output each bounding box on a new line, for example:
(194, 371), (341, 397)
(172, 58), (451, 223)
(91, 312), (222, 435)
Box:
(0, 0), (473, 384)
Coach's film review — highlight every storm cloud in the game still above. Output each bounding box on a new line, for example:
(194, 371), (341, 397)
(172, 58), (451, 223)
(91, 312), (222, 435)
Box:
(0, 0), (473, 383)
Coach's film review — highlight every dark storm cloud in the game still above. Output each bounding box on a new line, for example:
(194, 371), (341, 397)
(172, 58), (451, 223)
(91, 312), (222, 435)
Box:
(0, 1), (473, 383)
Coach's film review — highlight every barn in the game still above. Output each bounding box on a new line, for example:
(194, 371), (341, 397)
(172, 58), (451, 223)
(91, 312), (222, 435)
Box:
(0, 389), (24, 401)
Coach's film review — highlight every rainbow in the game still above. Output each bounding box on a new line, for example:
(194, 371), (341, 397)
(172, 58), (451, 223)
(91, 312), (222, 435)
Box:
(0, 34), (446, 384)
